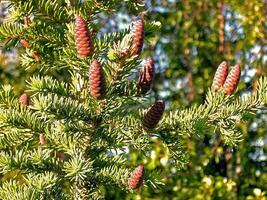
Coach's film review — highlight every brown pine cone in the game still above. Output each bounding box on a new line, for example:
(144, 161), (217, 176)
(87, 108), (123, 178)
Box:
(128, 165), (144, 189)
(74, 16), (94, 59)
(142, 100), (165, 130)
(137, 57), (155, 94)
(39, 133), (46, 145)
(131, 18), (144, 56)
(19, 93), (30, 107)
(20, 39), (30, 48)
(89, 60), (106, 99)
(212, 61), (228, 90)
(223, 64), (241, 95)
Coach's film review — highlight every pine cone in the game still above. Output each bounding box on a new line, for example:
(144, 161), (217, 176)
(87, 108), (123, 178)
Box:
(142, 100), (165, 130)
(212, 61), (228, 90)
(74, 16), (94, 59)
(89, 60), (106, 99)
(128, 165), (144, 189)
(39, 133), (46, 145)
(19, 93), (30, 107)
(131, 18), (144, 56)
(223, 64), (241, 95)
(137, 57), (155, 94)
(20, 39), (30, 48)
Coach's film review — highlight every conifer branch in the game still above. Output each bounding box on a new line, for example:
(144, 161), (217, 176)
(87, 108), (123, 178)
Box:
(0, 0), (266, 199)
(162, 77), (267, 146)
(26, 76), (75, 98)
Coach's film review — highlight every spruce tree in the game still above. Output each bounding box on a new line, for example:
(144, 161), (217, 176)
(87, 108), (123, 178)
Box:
(0, 1), (266, 199)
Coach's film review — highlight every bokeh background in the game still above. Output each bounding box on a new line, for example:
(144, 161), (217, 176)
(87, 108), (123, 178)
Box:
(0, 0), (266, 199)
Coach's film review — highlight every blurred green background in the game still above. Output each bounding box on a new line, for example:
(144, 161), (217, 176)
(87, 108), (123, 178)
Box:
(0, 0), (266, 199)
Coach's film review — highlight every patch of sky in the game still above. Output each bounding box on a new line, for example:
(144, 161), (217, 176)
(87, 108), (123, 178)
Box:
(154, 42), (169, 73)
(224, 7), (245, 41)
(145, 0), (170, 13)
(99, 11), (131, 33)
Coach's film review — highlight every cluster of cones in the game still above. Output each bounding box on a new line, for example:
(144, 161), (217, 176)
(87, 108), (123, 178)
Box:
(74, 16), (163, 190)
(74, 15), (165, 131)
(17, 16), (159, 190)
(212, 61), (241, 95)
(18, 15), (243, 191)
(77, 15), (162, 190)
(74, 16), (105, 100)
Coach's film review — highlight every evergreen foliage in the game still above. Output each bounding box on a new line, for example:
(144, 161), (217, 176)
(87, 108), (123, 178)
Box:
(0, 0), (266, 199)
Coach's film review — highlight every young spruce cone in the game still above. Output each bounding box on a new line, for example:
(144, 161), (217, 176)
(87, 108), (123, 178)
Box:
(89, 60), (106, 99)
(142, 100), (165, 130)
(131, 18), (144, 56)
(128, 165), (144, 189)
(212, 61), (228, 90)
(223, 64), (241, 95)
(39, 133), (46, 145)
(19, 93), (30, 107)
(20, 39), (30, 48)
(74, 16), (94, 59)
(24, 16), (31, 25)
(34, 52), (41, 61)
(137, 57), (155, 94)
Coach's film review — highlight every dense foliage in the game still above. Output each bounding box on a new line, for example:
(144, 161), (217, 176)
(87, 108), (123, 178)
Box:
(0, 0), (266, 199)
